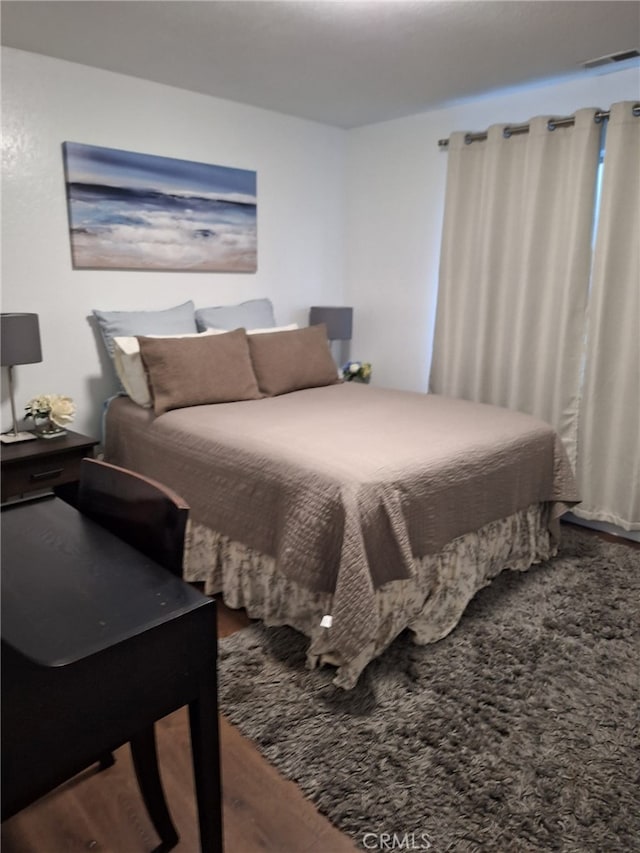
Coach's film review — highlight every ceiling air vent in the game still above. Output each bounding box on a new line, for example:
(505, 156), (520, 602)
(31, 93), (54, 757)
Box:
(582, 48), (640, 69)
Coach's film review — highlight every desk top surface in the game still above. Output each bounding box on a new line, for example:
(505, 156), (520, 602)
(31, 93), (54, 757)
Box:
(1, 497), (210, 667)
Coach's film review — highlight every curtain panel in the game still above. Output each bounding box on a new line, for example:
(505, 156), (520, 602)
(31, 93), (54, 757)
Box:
(430, 109), (602, 468)
(575, 101), (639, 530)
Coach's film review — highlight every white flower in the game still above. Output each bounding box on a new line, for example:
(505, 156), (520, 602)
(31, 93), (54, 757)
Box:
(349, 362), (361, 373)
(48, 395), (76, 427)
(25, 394), (52, 416)
(25, 393), (75, 427)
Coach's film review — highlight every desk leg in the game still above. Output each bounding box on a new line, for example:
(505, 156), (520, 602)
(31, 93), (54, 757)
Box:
(130, 726), (179, 852)
(189, 676), (224, 853)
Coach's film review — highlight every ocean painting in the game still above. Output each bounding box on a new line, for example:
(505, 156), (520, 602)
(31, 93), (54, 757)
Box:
(62, 142), (257, 272)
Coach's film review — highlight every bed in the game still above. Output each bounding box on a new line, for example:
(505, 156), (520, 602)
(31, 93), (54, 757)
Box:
(104, 374), (578, 689)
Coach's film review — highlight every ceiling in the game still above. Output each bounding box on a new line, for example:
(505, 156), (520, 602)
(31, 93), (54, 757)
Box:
(1, 1), (638, 128)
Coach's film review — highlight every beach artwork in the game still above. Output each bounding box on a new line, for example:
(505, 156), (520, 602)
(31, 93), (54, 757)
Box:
(62, 142), (257, 272)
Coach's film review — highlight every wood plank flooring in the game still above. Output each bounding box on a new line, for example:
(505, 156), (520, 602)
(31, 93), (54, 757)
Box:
(1, 597), (358, 853)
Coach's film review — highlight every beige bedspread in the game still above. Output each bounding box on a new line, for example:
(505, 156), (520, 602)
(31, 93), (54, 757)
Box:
(104, 384), (578, 665)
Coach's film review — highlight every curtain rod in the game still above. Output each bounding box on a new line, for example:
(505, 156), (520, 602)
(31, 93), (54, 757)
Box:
(437, 102), (640, 149)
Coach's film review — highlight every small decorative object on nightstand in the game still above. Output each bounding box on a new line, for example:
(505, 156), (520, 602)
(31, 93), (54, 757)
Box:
(1, 430), (99, 504)
(341, 360), (372, 384)
(24, 394), (77, 439)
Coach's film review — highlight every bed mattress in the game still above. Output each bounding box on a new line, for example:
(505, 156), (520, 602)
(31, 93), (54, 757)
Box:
(104, 384), (579, 685)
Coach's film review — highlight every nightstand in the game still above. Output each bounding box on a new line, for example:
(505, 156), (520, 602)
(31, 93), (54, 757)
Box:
(1, 430), (99, 504)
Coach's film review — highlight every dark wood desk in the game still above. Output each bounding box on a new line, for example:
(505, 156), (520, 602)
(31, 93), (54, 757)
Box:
(1, 496), (223, 852)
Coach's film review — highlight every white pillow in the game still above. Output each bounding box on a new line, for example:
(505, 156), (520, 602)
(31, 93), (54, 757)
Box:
(206, 323), (299, 335)
(113, 330), (216, 407)
(249, 324), (299, 334)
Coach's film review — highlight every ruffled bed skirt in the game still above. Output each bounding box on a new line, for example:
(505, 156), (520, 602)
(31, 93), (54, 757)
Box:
(183, 503), (555, 688)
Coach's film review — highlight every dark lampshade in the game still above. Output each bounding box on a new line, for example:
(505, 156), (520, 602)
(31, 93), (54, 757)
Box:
(1, 313), (42, 366)
(1, 313), (43, 444)
(309, 306), (353, 341)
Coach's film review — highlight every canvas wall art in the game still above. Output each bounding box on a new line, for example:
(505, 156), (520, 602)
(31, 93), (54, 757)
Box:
(62, 142), (257, 272)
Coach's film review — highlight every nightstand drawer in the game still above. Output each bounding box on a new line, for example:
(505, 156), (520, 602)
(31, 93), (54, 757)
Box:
(2, 453), (84, 498)
(1, 431), (99, 503)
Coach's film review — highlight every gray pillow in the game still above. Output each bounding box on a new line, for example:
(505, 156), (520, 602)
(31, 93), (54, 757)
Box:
(195, 298), (276, 332)
(93, 300), (197, 359)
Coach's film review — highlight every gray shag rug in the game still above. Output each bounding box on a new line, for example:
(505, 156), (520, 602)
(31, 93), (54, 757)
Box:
(218, 527), (640, 852)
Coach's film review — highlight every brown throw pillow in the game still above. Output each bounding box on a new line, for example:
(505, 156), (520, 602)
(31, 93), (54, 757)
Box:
(247, 323), (340, 396)
(138, 328), (262, 415)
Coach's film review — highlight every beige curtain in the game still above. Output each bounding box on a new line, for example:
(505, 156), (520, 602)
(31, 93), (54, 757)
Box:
(430, 109), (602, 467)
(575, 102), (640, 530)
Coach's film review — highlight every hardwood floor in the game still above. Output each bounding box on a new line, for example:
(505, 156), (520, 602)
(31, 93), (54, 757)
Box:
(1, 597), (358, 853)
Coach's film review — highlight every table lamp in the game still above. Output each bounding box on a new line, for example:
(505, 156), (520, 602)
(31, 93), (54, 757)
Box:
(1, 313), (42, 443)
(309, 306), (353, 343)
(309, 306), (353, 365)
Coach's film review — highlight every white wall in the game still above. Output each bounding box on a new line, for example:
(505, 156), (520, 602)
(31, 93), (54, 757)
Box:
(345, 64), (640, 392)
(2, 48), (638, 442)
(1, 48), (347, 437)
